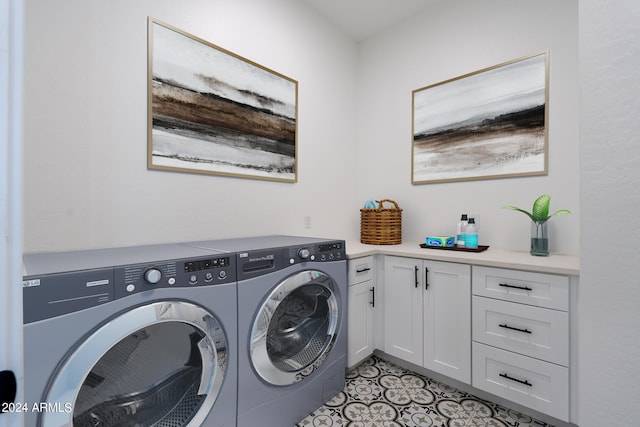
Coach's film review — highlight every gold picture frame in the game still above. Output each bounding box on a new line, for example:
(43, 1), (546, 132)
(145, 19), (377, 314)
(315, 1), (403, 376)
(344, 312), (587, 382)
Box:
(412, 50), (549, 184)
(148, 17), (298, 182)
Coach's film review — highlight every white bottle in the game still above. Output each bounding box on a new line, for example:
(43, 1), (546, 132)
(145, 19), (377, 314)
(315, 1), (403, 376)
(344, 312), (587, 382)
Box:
(465, 217), (478, 249)
(456, 214), (468, 247)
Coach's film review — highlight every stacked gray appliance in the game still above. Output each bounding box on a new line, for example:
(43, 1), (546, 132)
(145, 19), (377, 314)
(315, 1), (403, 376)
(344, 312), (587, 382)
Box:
(22, 243), (238, 427)
(185, 236), (348, 427)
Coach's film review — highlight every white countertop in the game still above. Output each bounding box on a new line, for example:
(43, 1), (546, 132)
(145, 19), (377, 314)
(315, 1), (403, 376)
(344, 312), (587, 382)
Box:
(345, 241), (580, 276)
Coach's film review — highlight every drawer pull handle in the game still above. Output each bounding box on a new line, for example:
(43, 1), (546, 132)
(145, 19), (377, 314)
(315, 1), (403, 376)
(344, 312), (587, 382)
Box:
(370, 287), (375, 308)
(499, 323), (532, 334)
(499, 373), (532, 387)
(356, 267), (371, 273)
(425, 267), (430, 290)
(499, 283), (533, 291)
(415, 266), (419, 288)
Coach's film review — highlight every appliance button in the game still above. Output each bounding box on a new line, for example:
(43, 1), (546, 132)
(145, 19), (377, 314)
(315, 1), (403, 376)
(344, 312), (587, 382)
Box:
(205, 272), (213, 282)
(298, 248), (311, 259)
(126, 284), (135, 293)
(289, 258), (295, 264)
(168, 277), (176, 285)
(218, 270), (227, 280)
(144, 268), (162, 284)
(189, 274), (198, 284)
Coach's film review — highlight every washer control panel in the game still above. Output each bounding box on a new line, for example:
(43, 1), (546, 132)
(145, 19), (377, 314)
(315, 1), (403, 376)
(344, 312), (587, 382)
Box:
(115, 255), (235, 298)
(287, 240), (345, 265)
(235, 240), (346, 280)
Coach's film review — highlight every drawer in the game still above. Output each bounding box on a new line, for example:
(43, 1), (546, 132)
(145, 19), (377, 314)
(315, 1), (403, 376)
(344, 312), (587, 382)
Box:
(472, 342), (569, 422)
(472, 266), (569, 311)
(472, 296), (569, 366)
(348, 256), (374, 285)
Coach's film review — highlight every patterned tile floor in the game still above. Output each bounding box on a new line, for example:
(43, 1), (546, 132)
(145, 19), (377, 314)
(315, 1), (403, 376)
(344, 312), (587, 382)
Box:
(297, 355), (553, 427)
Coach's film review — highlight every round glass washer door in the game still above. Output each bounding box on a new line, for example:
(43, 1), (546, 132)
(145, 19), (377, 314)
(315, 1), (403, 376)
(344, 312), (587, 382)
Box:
(40, 301), (227, 427)
(250, 270), (340, 386)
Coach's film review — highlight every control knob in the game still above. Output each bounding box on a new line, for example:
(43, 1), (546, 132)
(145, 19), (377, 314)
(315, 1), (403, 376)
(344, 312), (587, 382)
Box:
(298, 248), (311, 260)
(144, 268), (162, 284)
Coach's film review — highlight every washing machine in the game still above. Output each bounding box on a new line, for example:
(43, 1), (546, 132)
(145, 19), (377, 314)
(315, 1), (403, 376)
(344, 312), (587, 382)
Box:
(22, 243), (238, 427)
(186, 236), (347, 427)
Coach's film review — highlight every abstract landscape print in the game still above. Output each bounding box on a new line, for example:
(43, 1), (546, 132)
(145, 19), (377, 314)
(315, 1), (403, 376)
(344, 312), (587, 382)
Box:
(148, 18), (298, 182)
(412, 51), (548, 184)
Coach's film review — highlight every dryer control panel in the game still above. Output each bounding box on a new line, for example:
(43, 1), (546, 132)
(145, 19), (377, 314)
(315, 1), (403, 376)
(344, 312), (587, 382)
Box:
(115, 255), (236, 298)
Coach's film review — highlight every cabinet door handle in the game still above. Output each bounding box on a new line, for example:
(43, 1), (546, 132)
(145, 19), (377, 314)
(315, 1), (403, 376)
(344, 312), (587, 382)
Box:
(356, 267), (371, 273)
(370, 287), (375, 308)
(499, 323), (532, 334)
(498, 282), (533, 291)
(414, 266), (419, 288)
(425, 267), (430, 290)
(499, 372), (532, 387)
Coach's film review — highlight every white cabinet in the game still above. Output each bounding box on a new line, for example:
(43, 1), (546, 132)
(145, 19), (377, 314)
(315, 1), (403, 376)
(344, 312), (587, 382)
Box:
(383, 256), (471, 383)
(382, 256), (422, 365)
(345, 246), (577, 423)
(472, 266), (571, 421)
(347, 256), (375, 367)
(423, 260), (471, 383)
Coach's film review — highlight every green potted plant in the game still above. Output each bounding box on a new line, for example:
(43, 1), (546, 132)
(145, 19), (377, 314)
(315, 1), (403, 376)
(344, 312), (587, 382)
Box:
(503, 194), (571, 256)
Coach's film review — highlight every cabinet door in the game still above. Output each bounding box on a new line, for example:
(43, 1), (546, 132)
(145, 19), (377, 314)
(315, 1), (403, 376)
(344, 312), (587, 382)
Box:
(347, 280), (375, 367)
(423, 261), (471, 383)
(383, 256), (423, 365)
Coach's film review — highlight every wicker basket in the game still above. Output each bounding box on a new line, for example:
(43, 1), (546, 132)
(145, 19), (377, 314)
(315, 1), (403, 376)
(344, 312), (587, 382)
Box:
(360, 199), (402, 245)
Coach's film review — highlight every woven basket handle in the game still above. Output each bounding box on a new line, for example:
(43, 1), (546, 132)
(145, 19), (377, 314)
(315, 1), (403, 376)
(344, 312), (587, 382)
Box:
(376, 199), (399, 209)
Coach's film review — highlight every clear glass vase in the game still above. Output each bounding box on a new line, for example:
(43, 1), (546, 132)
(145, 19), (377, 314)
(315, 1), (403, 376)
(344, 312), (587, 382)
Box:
(530, 220), (549, 256)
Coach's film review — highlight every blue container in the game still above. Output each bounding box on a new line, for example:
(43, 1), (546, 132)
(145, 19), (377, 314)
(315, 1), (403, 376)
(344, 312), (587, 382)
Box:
(425, 236), (455, 247)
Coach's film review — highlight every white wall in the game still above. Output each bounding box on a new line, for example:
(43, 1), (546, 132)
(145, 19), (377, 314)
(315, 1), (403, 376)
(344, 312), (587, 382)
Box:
(23, 0), (359, 252)
(357, 0), (580, 255)
(22, 0), (580, 255)
(579, 1), (640, 425)
(1, 0), (24, 425)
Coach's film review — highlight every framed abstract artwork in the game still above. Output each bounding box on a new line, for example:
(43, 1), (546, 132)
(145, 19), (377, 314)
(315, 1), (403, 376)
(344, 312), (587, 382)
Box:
(148, 18), (298, 182)
(412, 51), (549, 184)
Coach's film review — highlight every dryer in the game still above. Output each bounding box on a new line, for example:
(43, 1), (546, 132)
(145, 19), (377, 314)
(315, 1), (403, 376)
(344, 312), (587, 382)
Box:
(185, 236), (347, 427)
(22, 244), (237, 427)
